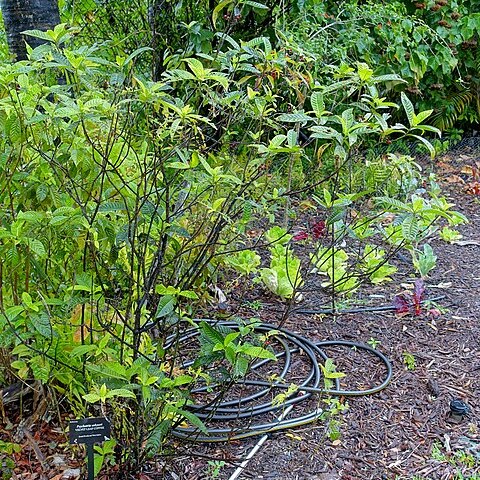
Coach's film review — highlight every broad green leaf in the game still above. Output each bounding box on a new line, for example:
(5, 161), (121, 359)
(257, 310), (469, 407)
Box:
(22, 29), (54, 42)
(224, 332), (240, 346)
(199, 321), (224, 345)
(234, 356), (249, 377)
(242, 345), (276, 360)
(26, 239), (47, 258)
(410, 134), (436, 159)
(177, 409), (208, 434)
(122, 47), (153, 66)
(414, 109), (433, 125)
(287, 129), (297, 148)
(178, 290), (198, 299)
(108, 388), (136, 399)
(83, 393), (101, 403)
(277, 112), (313, 123)
(31, 313), (52, 338)
(212, 0), (233, 27)
(357, 62), (373, 82)
(146, 420), (171, 454)
(173, 375), (194, 386)
(155, 295), (176, 318)
(71, 345), (97, 357)
(371, 74), (405, 83)
(184, 58), (205, 78)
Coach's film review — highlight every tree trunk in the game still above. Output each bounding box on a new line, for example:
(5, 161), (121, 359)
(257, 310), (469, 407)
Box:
(149, 0), (167, 81)
(0, 0), (60, 60)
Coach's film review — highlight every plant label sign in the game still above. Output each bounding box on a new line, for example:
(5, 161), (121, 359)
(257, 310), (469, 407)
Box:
(69, 417), (111, 445)
(69, 417), (111, 480)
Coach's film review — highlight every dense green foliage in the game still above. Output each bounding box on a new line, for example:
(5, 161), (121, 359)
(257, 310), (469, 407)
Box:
(0, 0), (475, 476)
(285, 0), (480, 132)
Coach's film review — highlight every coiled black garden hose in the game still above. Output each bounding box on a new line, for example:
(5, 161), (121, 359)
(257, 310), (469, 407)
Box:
(169, 321), (392, 442)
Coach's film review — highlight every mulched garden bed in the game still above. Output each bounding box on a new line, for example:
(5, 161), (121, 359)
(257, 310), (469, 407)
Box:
(2, 142), (479, 479)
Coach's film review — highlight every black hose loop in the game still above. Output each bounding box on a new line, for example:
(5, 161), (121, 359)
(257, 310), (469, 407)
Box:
(168, 320), (393, 442)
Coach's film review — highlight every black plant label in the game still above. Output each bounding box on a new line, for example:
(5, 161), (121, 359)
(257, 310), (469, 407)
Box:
(69, 417), (111, 445)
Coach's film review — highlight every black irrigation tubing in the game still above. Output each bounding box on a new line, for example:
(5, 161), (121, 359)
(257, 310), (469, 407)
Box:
(292, 295), (446, 315)
(167, 321), (392, 443)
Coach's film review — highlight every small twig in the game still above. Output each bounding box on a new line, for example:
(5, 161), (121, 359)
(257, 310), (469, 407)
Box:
(22, 427), (48, 470)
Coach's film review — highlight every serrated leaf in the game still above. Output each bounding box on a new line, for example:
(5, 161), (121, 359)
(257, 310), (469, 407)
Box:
(401, 92), (415, 128)
(401, 216), (419, 241)
(26, 238), (46, 257)
(199, 321), (224, 345)
(311, 91), (325, 117)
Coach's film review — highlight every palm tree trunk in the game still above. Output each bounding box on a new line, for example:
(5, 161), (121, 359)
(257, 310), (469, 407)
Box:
(0, 0), (60, 60)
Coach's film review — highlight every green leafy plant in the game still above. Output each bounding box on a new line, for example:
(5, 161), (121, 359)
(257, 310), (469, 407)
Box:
(224, 249), (261, 275)
(265, 226), (293, 245)
(197, 321), (276, 378)
(403, 352), (416, 371)
(439, 226), (463, 243)
(360, 245), (397, 284)
(259, 244), (303, 299)
(311, 246), (358, 294)
(94, 439), (117, 477)
(320, 358), (346, 390)
(412, 243), (437, 278)
(320, 397), (349, 442)
(206, 460), (226, 479)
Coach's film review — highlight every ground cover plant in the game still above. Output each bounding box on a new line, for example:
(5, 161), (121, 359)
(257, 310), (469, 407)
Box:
(0, 1), (478, 479)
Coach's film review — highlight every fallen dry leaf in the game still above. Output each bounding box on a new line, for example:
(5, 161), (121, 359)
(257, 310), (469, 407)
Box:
(445, 174), (465, 184)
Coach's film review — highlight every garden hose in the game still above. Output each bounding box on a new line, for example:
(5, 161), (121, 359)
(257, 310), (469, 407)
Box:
(168, 321), (392, 443)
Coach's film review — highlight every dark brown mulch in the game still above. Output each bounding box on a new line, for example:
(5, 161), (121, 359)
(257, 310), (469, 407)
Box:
(164, 148), (480, 480)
